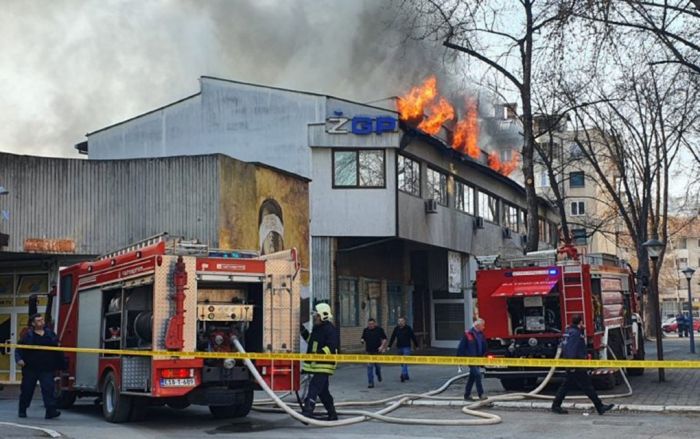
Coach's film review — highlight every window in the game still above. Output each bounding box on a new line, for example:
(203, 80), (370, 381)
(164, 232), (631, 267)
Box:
(427, 168), (447, 205)
(333, 149), (385, 188)
(337, 278), (359, 327)
(478, 191), (498, 223)
(503, 203), (519, 230)
(570, 171), (585, 188)
(519, 210), (528, 234)
(398, 155), (421, 196)
(60, 274), (73, 305)
(678, 258), (689, 269)
(455, 181), (475, 215)
(572, 228), (587, 245)
(569, 143), (584, 158)
(678, 238), (687, 249)
(387, 283), (403, 329)
(539, 218), (550, 243)
(570, 201), (585, 216)
(538, 171), (550, 188)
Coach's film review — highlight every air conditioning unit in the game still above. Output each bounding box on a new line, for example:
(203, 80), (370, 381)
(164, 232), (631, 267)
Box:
(502, 228), (512, 239)
(473, 216), (484, 230)
(425, 199), (438, 214)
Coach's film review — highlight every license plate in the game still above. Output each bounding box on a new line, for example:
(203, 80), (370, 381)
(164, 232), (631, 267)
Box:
(160, 378), (196, 387)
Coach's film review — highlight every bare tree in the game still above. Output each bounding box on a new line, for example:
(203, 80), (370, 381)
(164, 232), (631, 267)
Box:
(560, 63), (699, 335)
(401, 0), (569, 251)
(566, 0), (700, 75)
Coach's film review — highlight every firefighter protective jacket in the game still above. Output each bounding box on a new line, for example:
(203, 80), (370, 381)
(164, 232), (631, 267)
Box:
(302, 320), (339, 375)
(561, 325), (587, 359)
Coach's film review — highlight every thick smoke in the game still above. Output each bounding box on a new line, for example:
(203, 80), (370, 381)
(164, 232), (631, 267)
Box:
(0, 0), (461, 157)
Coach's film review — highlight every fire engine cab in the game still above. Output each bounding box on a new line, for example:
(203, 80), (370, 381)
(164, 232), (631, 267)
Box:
(476, 245), (645, 391)
(54, 234), (301, 423)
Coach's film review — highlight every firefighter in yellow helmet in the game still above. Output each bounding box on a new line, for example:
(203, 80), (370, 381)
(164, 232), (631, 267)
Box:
(300, 302), (339, 420)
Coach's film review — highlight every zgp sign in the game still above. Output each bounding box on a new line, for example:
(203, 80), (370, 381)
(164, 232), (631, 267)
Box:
(326, 111), (398, 135)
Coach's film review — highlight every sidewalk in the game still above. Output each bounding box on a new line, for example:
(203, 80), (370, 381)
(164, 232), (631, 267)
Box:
(328, 337), (700, 409)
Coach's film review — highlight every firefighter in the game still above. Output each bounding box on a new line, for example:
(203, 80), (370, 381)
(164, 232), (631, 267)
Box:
(15, 313), (63, 419)
(300, 302), (339, 421)
(551, 315), (615, 415)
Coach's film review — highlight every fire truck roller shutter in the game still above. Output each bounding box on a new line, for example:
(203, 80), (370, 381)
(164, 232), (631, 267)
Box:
(75, 287), (102, 390)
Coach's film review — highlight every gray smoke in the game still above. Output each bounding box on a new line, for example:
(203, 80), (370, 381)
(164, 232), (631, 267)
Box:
(0, 0), (463, 157)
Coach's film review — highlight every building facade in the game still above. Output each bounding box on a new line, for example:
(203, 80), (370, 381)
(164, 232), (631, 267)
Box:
(0, 153), (309, 382)
(75, 76), (559, 350)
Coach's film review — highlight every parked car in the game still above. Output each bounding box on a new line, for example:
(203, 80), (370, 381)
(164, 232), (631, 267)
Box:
(662, 317), (700, 333)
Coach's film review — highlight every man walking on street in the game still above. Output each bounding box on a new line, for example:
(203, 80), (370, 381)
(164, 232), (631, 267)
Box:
(15, 313), (63, 419)
(300, 303), (339, 421)
(551, 315), (615, 416)
(361, 318), (387, 388)
(457, 318), (488, 400)
(388, 316), (418, 382)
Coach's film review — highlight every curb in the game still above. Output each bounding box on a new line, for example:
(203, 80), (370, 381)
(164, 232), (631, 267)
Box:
(492, 401), (700, 413)
(0, 422), (62, 438)
(406, 399), (700, 413)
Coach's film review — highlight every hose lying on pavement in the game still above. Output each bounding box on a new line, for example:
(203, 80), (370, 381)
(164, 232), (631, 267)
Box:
(235, 337), (632, 427)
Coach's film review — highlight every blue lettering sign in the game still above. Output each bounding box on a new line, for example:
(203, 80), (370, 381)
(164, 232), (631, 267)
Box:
(327, 112), (398, 135)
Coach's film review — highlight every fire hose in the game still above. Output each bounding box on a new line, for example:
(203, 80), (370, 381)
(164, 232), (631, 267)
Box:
(233, 338), (633, 427)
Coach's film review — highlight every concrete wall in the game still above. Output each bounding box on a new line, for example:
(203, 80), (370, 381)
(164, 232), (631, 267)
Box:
(310, 148), (396, 237)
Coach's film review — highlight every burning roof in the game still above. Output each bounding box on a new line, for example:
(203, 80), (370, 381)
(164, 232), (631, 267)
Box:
(397, 75), (520, 177)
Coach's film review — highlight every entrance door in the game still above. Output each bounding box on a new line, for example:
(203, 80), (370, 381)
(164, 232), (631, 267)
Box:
(431, 300), (465, 348)
(0, 312), (11, 381)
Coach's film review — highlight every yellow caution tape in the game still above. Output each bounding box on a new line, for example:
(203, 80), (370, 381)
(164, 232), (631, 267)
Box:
(3, 343), (699, 369)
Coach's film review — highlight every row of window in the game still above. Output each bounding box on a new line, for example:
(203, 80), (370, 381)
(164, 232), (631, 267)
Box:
(538, 171), (586, 189)
(399, 154), (526, 232)
(677, 258), (700, 269)
(676, 238), (700, 250)
(332, 149), (557, 242)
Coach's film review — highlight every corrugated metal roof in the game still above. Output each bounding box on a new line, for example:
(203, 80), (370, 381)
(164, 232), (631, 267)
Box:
(0, 153), (220, 255)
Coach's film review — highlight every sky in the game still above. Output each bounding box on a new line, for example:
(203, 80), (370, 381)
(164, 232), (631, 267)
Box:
(0, 0), (465, 158)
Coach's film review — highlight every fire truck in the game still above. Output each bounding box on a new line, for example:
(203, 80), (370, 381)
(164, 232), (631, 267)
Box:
(53, 234), (301, 423)
(476, 245), (645, 391)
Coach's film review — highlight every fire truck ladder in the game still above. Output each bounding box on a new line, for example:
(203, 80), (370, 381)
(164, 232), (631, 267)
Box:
(560, 261), (587, 326)
(99, 232), (171, 259)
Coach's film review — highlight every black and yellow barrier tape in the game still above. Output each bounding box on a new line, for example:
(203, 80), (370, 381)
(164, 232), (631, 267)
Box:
(3, 343), (698, 369)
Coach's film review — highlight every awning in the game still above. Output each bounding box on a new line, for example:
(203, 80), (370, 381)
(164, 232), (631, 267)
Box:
(492, 279), (558, 297)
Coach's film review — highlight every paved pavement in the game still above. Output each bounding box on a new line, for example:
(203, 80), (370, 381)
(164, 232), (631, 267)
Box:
(1, 337), (700, 438)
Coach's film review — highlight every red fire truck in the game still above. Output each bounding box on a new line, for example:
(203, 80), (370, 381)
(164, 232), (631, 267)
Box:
(476, 246), (645, 391)
(54, 234), (301, 422)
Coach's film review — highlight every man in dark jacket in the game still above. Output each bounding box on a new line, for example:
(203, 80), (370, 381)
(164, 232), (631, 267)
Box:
(361, 318), (387, 388)
(300, 303), (339, 421)
(15, 313), (62, 419)
(551, 315), (614, 415)
(677, 313), (686, 338)
(457, 318), (487, 400)
(388, 316), (419, 382)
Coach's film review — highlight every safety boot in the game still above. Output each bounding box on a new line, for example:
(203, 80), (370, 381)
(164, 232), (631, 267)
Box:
(326, 407), (338, 421)
(301, 399), (315, 418)
(597, 403), (614, 415)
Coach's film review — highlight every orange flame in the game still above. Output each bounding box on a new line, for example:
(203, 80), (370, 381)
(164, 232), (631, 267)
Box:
(452, 97), (480, 159)
(418, 97), (455, 135)
(487, 151), (521, 176)
(398, 76), (519, 178)
(397, 75), (438, 122)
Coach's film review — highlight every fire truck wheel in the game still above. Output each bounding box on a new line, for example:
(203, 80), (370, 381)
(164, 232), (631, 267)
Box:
(208, 388), (254, 419)
(102, 371), (133, 423)
(56, 391), (77, 409)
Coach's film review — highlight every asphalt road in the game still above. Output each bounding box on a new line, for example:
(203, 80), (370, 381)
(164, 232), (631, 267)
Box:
(2, 337), (700, 438)
(1, 398), (699, 439)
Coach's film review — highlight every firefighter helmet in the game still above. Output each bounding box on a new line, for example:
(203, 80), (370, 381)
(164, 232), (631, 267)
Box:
(314, 303), (333, 321)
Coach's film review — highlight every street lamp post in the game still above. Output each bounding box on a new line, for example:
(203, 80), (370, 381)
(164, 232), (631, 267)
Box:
(643, 236), (665, 382)
(682, 266), (696, 354)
